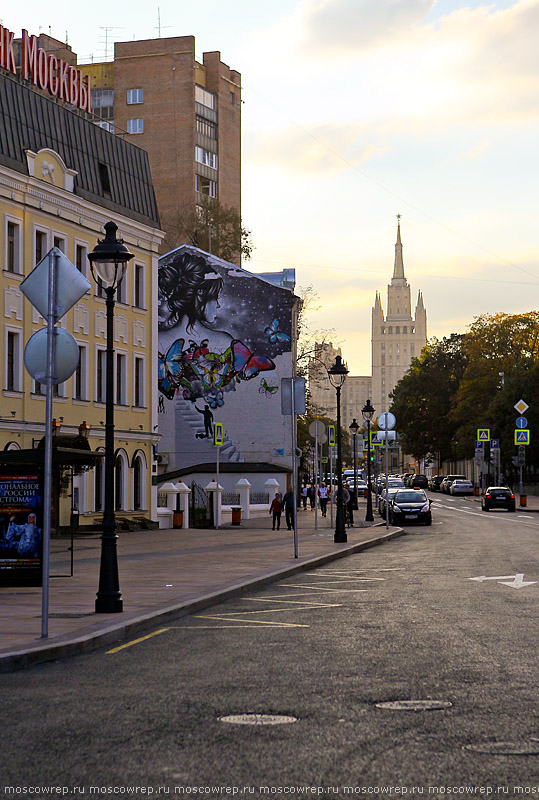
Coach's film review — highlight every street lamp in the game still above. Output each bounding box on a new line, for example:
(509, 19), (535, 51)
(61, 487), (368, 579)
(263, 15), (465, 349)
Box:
(349, 418), (359, 510)
(89, 221), (134, 613)
(362, 399), (375, 522)
(327, 355), (349, 542)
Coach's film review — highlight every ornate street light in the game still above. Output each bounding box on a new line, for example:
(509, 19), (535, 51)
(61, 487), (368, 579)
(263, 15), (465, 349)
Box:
(327, 355), (349, 542)
(362, 399), (375, 522)
(88, 222), (134, 613)
(349, 418), (359, 510)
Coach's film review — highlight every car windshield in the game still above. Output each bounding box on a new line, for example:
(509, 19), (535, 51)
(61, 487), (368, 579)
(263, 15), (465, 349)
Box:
(394, 491), (427, 503)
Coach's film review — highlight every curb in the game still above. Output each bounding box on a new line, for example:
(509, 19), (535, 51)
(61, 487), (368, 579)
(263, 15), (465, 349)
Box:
(0, 525), (403, 673)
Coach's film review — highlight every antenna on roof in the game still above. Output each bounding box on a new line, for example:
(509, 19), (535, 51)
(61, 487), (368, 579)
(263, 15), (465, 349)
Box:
(156, 7), (171, 38)
(99, 26), (124, 60)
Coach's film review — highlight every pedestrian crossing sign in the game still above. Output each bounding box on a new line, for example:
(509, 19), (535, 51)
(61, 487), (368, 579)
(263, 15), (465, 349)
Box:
(514, 429), (530, 445)
(328, 425), (335, 447)
(477, 429), (490, 441)
(214, 422), (224, 446)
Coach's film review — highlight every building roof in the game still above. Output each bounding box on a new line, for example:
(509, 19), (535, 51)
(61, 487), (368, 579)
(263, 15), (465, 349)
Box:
(0, 73), (160, 228)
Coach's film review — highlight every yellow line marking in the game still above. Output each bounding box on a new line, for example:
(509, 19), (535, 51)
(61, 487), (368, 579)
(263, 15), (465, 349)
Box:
(280, 584), (367, 592)
(194, 615), (309, 627)
(167, 625), (309, 629)
(106, 628), (170, 653)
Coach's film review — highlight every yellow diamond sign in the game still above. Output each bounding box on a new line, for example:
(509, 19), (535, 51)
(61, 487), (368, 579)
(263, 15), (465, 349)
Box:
(514, 399), (529, 414)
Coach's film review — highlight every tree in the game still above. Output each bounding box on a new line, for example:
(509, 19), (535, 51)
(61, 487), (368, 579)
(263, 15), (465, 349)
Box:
(390, 334), (467, 465)
(161, 197), (254, 263)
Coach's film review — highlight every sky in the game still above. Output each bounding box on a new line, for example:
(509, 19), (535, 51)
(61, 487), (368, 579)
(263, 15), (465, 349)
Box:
(3, 0), (539, 374)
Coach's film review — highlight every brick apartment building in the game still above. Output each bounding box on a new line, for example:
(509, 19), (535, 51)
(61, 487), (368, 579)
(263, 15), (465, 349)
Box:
(79, 37), (241, 254)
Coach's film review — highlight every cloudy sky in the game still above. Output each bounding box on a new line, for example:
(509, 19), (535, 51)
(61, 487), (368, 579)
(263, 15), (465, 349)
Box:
(5, 0), (539, 374)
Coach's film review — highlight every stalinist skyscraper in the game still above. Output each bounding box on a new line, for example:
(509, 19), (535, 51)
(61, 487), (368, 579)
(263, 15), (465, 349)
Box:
(371, 217), (427, 415)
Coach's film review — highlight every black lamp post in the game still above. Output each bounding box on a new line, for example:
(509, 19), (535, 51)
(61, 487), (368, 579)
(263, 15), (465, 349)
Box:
(349, 418), (359, 509)
(327, 355), (349, 542)
(89, 222), (134, 613)
(362, 399), (375, 522)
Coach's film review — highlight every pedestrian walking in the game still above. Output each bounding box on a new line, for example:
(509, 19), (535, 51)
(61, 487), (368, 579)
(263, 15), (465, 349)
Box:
(269, 492), (283, 530)
(301, 484), (308, 510)
(318, 483), (329, 517)
(282, 487), (295, 530)
(308, 484), (316, 510)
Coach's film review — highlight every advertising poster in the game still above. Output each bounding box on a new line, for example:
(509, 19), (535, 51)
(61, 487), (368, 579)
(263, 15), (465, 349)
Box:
(157, 246), (297, 472)
(0, 472), (43, 586)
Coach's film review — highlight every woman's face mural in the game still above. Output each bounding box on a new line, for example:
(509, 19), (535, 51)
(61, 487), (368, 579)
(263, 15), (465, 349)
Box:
(157, 246), (296, 467)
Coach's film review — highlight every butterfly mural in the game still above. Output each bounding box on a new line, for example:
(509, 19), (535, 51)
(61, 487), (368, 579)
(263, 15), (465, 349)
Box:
(259, 378), (279, 397)
(158, 337), (275, 409)
(265, 318), (291, 345)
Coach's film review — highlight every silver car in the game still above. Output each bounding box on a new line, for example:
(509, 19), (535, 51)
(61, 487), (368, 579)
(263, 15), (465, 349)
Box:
(450, 479), (474, 496)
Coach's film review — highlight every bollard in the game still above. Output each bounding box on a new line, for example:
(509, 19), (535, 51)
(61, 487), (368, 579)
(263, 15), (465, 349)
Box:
(520, 494), (527, 507)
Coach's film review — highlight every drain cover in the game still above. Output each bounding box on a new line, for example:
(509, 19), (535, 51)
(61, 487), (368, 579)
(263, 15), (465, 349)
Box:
(464, 741), (539, 755)
(218, 714), (298, 725)
(376, 700), (452, 711)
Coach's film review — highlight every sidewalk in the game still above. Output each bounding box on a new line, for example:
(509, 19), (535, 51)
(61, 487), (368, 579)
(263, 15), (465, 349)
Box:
(0, 505), (403, 673)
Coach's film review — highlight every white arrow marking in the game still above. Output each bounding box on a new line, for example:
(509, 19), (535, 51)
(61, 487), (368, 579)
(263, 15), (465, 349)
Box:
(468, 573), (537, 589)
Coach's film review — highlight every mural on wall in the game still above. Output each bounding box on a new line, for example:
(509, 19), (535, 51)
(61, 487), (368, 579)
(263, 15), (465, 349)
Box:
(157, 246), (296, 469)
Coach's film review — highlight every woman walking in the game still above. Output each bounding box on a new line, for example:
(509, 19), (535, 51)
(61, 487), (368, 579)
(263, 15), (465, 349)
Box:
(269, 492), (283, 530)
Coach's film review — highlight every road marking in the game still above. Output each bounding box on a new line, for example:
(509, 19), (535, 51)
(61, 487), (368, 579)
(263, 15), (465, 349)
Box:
(107, 628), (170, 653)
(194, 615), (309, 627)
(245, 598), (341, 607)
(280, 584), (367, 592)
(468, 573), (537, 589)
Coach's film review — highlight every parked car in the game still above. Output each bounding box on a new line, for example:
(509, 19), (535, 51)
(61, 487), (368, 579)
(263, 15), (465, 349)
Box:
(389, 489), (432, 525)
(409, 474), (429, 489)
(428, 475), (446, 492)
(441, 475), (467, 493)
(481, 487), (515, 512)
(378, 485), (403, 517)
(450, 479), (474, 496)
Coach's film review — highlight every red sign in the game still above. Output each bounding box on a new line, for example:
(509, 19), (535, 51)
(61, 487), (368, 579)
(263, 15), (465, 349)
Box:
(0, 26), (91, 114)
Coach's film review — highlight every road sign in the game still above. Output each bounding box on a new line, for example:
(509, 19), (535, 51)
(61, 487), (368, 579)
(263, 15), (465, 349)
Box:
(328, 425), (335, 447)
(516, 416), (528, 429)
(214, 422), (224, 446)
(370, 431), (381, 446)
(490, 439), (499, 449)
(309, 420), (326, 438)
(377, 411), (396, 430)
(514, 399), (529, 414)
(515, 430), (530, 445)
(518, 446), (526, 466)
(475, 440), (484, 450)
(477, 429), (490, 441)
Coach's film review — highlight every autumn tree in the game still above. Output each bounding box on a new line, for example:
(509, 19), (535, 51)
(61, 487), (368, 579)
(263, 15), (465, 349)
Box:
(161, 197), (254, 264)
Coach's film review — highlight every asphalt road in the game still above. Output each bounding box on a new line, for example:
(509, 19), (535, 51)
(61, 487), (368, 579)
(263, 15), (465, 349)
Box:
(2, 494), (538, 799)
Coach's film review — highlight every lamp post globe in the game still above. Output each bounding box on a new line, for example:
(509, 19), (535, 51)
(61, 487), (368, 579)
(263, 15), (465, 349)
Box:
(362, 399), (375, 522)
(327, 355), (349, 542)
(88, 222), (134, 614)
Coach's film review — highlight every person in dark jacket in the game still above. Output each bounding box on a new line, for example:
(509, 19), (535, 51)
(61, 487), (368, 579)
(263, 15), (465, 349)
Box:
(282, 487), (295, 530)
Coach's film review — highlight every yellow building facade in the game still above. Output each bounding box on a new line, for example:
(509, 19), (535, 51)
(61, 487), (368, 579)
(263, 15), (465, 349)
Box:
(0, 71), (164, 530)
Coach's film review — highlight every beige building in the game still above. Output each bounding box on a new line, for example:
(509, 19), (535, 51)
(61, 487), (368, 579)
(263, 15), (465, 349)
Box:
(371, 219), (427, 416)
(0, 68), (164, 530)
(307, 342), (372, 431)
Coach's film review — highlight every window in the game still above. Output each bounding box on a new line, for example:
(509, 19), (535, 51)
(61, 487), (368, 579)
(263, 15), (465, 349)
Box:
(395, 326), (400, 335)
(98, 162), (111, 194)
(196, 117), (216, 139)
(74, 346), (87, 401)
(35, 229), (48, 265)
(116, 274), (127, 304)
(6, 219), (22, 273)
(96, 349), (106, 403)
(195, 146), (218, 170)
(75, 243), (88, 276)
(133, 455), (144, 511)
(116, 353), (127, 405)
(94, 456), (103, 512)
(5, 330), (21, 391)
(91, 88), (114, 109)
(134, 263), (145, 308)
(402, 326), (407, 334)
(127, 118), (144, 134)
(134, 356), (144, 407)
(195, 85), (216, 109)
(196, 174), (217, 197)
(53, 235), (66, 253)
(127, 88), (143, 104)
(115, 453), (125, 511)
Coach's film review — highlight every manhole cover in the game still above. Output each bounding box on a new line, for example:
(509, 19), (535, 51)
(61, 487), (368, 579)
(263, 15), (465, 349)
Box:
(218, 714), (298, 725)
(376, 700), (453, 711)
(464, 741), (539, 755)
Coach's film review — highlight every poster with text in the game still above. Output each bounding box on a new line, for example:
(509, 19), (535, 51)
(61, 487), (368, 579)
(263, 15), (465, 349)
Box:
(0, 472), (43, 586)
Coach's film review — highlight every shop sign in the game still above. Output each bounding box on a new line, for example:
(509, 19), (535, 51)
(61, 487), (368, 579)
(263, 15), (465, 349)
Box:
(0, 26), (91, 113)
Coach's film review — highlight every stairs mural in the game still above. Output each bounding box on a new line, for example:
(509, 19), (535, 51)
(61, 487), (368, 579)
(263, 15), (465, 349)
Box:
(174, 394), (244, 463)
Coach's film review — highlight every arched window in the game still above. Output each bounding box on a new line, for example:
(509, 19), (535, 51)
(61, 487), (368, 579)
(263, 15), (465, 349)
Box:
(395, 326), (400, 334)
(94, 449), (105, 512)
(402, 326), (407, 334)
(132, 451), (147, 511)
(4, 442), (20, 450)
(114, 449), (129, 511)
(388, 326), (393, 334)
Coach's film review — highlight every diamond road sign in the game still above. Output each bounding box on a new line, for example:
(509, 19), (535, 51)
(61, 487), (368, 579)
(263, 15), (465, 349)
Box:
(477, 429), (490, 441)
(514, 399), (529, 414)
(515, 430), (530, 445)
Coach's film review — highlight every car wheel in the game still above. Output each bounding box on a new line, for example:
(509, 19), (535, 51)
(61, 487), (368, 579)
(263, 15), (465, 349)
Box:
(482, 505), (489, 511)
